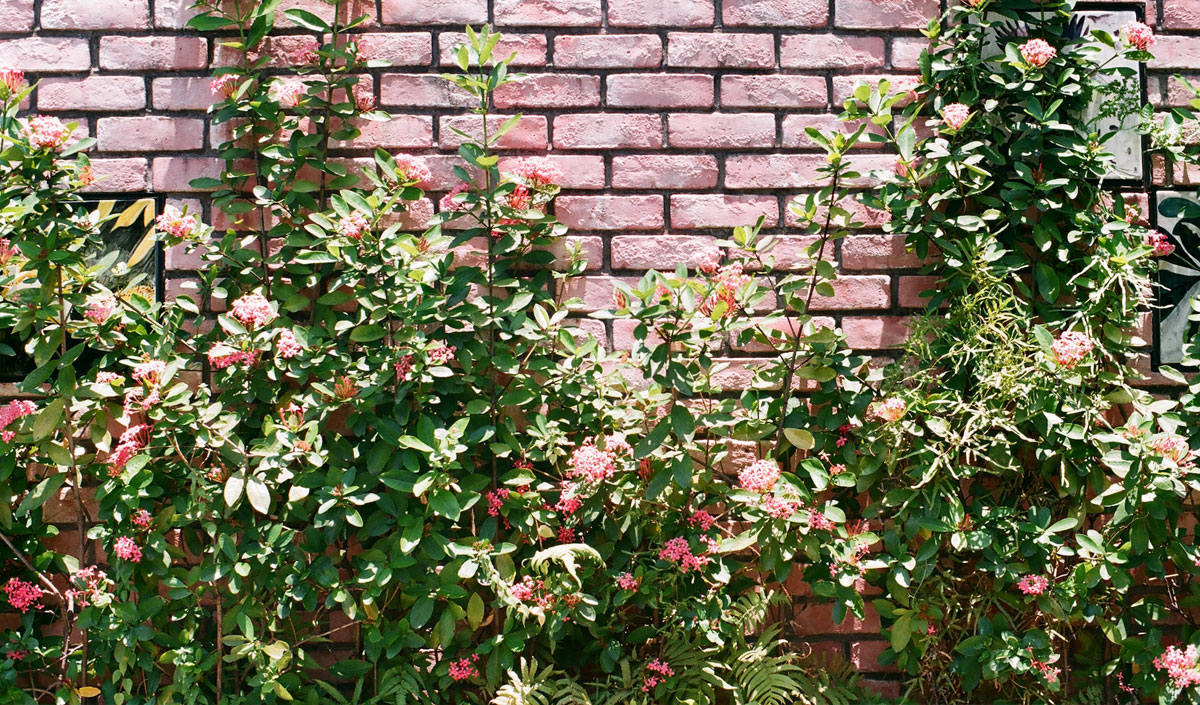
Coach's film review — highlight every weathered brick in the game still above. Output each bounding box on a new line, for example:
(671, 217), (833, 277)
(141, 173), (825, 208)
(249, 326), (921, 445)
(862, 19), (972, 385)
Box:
(782, 114), (883, 148)
(563, 275), (639, 313)
(843, 316), (911, 349)
(808, 276), (890, 310)
(381, 74), (474, 108)
(496, 0), (601, 26)
(440, 32), (546, 66)
(83, 158), (149, 192)
(723, 0), (828, 26)
(151, 156), (221, 192)
(1150, 36), (1200, 70)
(899, 275), (939, 308)
(0, 0), (34, 31)
(39, 77), (146, 112)
(608, 74), (713, 108)
(668, 113), (776, 148)
(151, 77), (216, 111)
(721, 75), (827, 108)
(891, 38), (927, 70)
(835, 0), (938, 29)
(612, 155), (718, 189)
(277, 0), (375, 28)
(440, 115), (548, 150)
(842, 235), (921, 270)
(667, 32), (775, 68)
(494, 74), (601, 108)
(153, 0), (197, 29)
(41, 0), (148, 29)
(671, 194), (779, 229)
(832, 74), (919, 104)
(0, 37), (90, 72)
(725, 154), (827, 189)
(382, 0), (484, 23)
(554, 34), (662, 68)
(609, 0), (714, 27)
(98, 116), (205, 152)
(612, 235), (718, 268)
(500, 155), (606, 189)
(781, 34), (886, 69)
(554, 114), (663, 149)
(1165, 0), (1200, 28)
(101, 36), (208, 71)
(351, 32), (432, 66)
(334, 116), (434, 149)
(557, 195), (664, 231)
(851, 641), (899, 673)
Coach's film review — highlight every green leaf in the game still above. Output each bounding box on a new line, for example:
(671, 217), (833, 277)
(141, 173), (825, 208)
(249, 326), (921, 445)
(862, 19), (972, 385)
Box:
(783, 428), (814, 450)
(350, 324), (387, 342)
(15, 472), (67, 517)
(329, 659), (373, 678)
(282, 8), (330, 32)
(633, 418), (671, 459)
(891, 614), (913, 651)
(246, 478), (271, 515)
(467, 593), (485, 629)
(32, 398), (65, 442)
(429, 490), (460, 519)
(670, 405), (695, 439)
(410, 596), (434, 628)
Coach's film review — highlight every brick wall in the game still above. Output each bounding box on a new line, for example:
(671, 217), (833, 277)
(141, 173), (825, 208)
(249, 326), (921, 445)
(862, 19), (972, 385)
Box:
(1, 0), (1199, 687)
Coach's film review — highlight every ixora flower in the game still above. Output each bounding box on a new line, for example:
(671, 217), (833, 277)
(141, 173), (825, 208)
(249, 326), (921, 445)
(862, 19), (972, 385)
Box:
(1017, 574), (1050, 595)
(270, 79), (305, 108)
(1150, 433), (1193, 466)
(568, 443), (617, 483)
(84, 294), (119, 324)
(276, 329), (302, 358)
(941, 103), (972, 131)
(338, 210), (370, 240)
(113, 536), (142, 563)
(873, 397), (907, 422)
(658, 537), (709, 573)
(1122, 21), (1155, 52)
(0, 68), (24, 99)
(1156, 644), (1200, 688)
(694, 247), (722, 275)
(230, 292), (277, 329)
(616, 572), (640, 591)
(1145, 230), (1175, 257)
(508, 157), (563, 187)
(1050, 331), (1093, 369)
(0, 399), (37, 442)
(448, 654), (480, 681)
(3, 578), (43, 613)
(641, 659), (674, 693)
(352, 85), (375, 112)
(22, 115), (71, 152)
(390, 153), (431, 187)
(1020, 38), (1057, 68)
(738, 459), (780, 493)
(210, 73), (238, 98)
(155, 206), (200, 240)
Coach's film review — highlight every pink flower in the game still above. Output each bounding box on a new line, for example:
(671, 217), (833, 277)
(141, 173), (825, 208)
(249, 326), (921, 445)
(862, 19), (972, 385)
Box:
(0, 238), (16, 266)
(22, 116), (70, 152)
(277, 329), (302, 358)
(230, 293), (277, 329)
(642, 659), (674, 692)
(694, 247), (722, 275)
(113, 536), (142, 563)
(0, 68), (24, 97)
(440, 184), (470, 212)
(132, 360), (166, 386)
(688, 510), (716, 531)
(353, 85), (375, 112)
(509, 157), (563, 187)
(1016, 574), (1050, 596)
(738, 459), (780, 493)
(1051, 331), (1093, 369)
(394, 353), (415, 381)
(389, 153), (431, 187)
(271, 79), (305, 108)
(210, 73), (238, 98)
(486, 488), (510, 517)
(155, 207), (200, 240)
(1122, 21), (1155, 52)
(77, 164), (94, 187)
(942, 103), (972, 130)
(107, 423), (152, 477)
(352, 37), (374, 62)
(557, 526), (576, 542)
(658, 537), (710, 573)
(762, 496), (800, 519)
(699, 261), (751, 318)
(873, 397), (907, 422)
(568, 443), (616, 483)
(293, 38), (319, 65)
(604, 434), (632, 457)
(1032, 658), (1060, 683)
(1020, 38), (1057, 68)
(3, 578), (44, 613)
(1155, 644), (1200, 688)
(132, 509), (151, 528)
(893, 158), (914, 179)
(0, 400), (37, 442)
(67, 566), (110, 608)
(338, 210), (370, 240)
(448, 655), (480, 681)
(95, 372), (123, 385)
(1150, 433), (1193, 465)
(808, 511), (834, 531)
(208, 346), (259, 370)
(428, 345), (456, 365)
(616, 572), (640, 591)
(1146, 230), (1175, 257)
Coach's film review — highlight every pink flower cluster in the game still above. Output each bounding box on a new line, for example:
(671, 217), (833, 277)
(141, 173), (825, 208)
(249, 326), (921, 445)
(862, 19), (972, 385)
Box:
(440, 184), (470, 212)
(808, 511), (834, 531)
(486, 488), (510, 517)
(1017, 574), (1050, 596)
(738, 459), (780, 493)
(642, 659), (674, 692)
(509, 157), (563, 187)
(271, 79), (305, 108)
(0, 238), (16, 266)
(700, 261), (751, 318)
(96, 372), (123, 385)
(155, 207), (200, 240)
(113, 536), (142, 563)
(568, 443), (617, 483)
(942, 103), (972, 130)
(132, 359), (166, 386)
(84, 294), (119, 324)
(67, 566), (110, 607)
(22, 116), (70, 152)
(394, 353), (415, 381)
(1146, 230), (1175, 257)
(1031, 658), (1060, 684)
(132, 508), (152, 528)
(658, 537), (710, 573)
(1155, 644), (1200, 688)
(616, 572), (640, 591)
(338, 211), (370, 240)
(688, 510), (716, 531)
(293, 38), (319, 65)
(428, 345), (456, 365)
(1150, 433), (1193, 465)
(108, 423), (151, 477)
(448, 654), (480, 681)
(231, 293), (277, 329)
(0, 68), (24, 97)
(393, 153), (431, 187)
(3, 578), (43, 613)
(208, 346), (259, 370)
(763, 496), (800, 519)
(352, 85), (375, 112)
(1122, 21), (1155, 51)
(694, 247), (722, 275)
(874, 397), (907, 422)
(277, 329), (302, 358)
(1020, 38), (1057, 68)
(510, 576), (555, 609)
(0, 400), (36, 442)
(1051, 331), (1093, 369)
(555, 482), (583, 516)
(210, 73), (238, 98)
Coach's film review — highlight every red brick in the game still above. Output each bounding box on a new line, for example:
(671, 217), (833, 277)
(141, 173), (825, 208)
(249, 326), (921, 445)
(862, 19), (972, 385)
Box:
(440, 32), (546, 66)
(554, 35), (662, 68)
(609, 0), (714, 27)
(612, 235), (718, 269)
(843, 316), (910, 349)
(0, 37), (91, 72)
(152, 156), (221, 192)
(0, 0), (33, 31)
(500, 155), (605, 190)
(277, 0), (375, 27)
(554, 114), (663, 149)
(835, 0), (938, 29)
(563, 275), (639, 312)
(39, 77), (146, 112)
(667, 113), (775, 149)
(793, 602), (881, 634)
(335, 116), (434, 149)
(494, 74), (600, 109)
(83, 158), (149, 193)
(440, 114), (547, 150)
(899, 275), (938, 308)
(721, 75), (827, 108)
(151, 77), (216, 111)
(557, 195), (663, 231)
(862, 681), (902, 699)
(671, 195), (778, 229)
(723, 0), (828, 26)
(153, 0), (196, 29)
(495, 0), (601, 26)
(781, 34), (886, 69)
(761, 235), (829, 270)
(101, 37), (208, 71)
(808, 276), (890, 310)
(1165, 0), (1200, 28)
(381, 74), (474, 108)
(608, 74), (713, 108)
(725, 154), (826, 189)
(842, 235), (920, 270)
(98, 116), (204, 152)
(42, 0), (148, 28)
(352, 33), (432, 66)
(1151, 36), (1200, 70)
(891, 38), (926, 70)
(832, 74), (919, 104)
(382, 0), (485, 23)
(667, 32), (775, 69)
(782, 114), (884, 148)
(612, 155), (718, 189)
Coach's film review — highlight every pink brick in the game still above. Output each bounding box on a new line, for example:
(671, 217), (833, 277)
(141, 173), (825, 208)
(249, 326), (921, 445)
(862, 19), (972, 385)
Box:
(608, 74), (713, 108)
(721, 75), (827, 108)
(1150, 37), (1200, 70)
(494, 74), (600, 109)
(101, 36), (208, 71)
(98, 116), (204, 152)
(612, 235), (717, 269)
(667, 32), (775, 68)
(723, 0), (828, 26)
(890, 38), (926, 70)
(563, 276), (639, 313)
(495, 0), (601, 26)
(440, 32), (546, 66)
(832, 75), (919, 104)
(153, 0), (196, 29)
(612, 155), (718, 189)
(277, 0), (375, 27)
(382, 0), (484, 23)
(671, 195), (778, 229)
(335, 116), (434, 149)
(782, 114), (883, 148)
(834, 0), (937, 29)
(152, 156), (221, 192)
(381, 74), (474, 108)
(556, 195), (663, 230)
(0, 0), (33, 31)
(781, 34), (885, 69)
(808, 276), (890, 310)
(0, 37), (90, 72)
(353, 33), (432, 66)
(609, 0), (714, 27)
(1166, 0), (1200, 28)
(500, 155), (605, 189)
(554, 35), (662, 68)
(554, 114), (663, 149)
(842, 235), (920, 270)
(439, 115), (548, 150)
(83, 158), (149, 192)
(899, 275), (938, 308)
(669, 113), (775, 148)
(39, 77), (146, 112)
(843, 316), (910, 349)
(726, 154), (826, 189)
(42, 0), (148, 28)
(151, 77), (216, 111)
